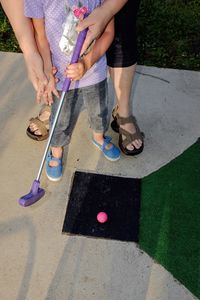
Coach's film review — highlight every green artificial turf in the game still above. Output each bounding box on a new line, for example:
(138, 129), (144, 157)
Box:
(140, 139), (200, 298)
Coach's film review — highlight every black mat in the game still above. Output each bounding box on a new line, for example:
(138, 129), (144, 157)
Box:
(62, 171), (141, 242)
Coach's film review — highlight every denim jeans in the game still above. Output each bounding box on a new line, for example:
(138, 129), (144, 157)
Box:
(50, 79), (109, 147)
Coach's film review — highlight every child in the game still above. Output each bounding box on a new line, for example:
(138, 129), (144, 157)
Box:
(24, 0), (120, 182)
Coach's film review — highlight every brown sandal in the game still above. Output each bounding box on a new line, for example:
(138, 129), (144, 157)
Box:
(26, 105), (51, 141)
(115, 113), (144, 156)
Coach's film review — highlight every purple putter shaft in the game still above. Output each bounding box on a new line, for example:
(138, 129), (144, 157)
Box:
(62, 29), (87, 92)
(36, 28), (88, 182)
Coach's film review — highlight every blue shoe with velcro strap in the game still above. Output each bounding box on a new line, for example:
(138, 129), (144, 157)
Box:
(45, 150), (63, 181)
(92, 136), (120, 161)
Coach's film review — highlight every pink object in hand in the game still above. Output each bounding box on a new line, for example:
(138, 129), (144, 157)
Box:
(97, 212), (108, 223)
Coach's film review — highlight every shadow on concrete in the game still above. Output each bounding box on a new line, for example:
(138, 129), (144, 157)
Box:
(0, 216), (36, 300)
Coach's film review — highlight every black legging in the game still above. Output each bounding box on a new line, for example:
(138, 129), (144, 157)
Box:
(106, 0), (141, 67)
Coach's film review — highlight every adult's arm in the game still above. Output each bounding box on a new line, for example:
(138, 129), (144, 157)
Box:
(82, 18), (114, 72)
(0, 0), (47, 91)
(77, 0), (128, 51)
(32, 18), (59, 103)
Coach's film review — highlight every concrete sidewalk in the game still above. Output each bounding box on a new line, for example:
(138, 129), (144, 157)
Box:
(0, 52), (199, 300)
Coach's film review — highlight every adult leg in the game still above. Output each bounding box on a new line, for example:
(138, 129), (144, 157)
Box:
(106, 0), (144, 153)
(109, 65), (142, 151)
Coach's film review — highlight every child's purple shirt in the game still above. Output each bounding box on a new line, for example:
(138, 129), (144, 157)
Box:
(24, 0), (107, 90)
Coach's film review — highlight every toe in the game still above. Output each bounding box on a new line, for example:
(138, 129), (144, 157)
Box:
(132, 139), (142, 149)
(126, 143), (135, 151)
(29, 123), (42, 135)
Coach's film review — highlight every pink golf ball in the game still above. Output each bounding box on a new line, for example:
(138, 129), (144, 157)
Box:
(97, 212), (108, 223)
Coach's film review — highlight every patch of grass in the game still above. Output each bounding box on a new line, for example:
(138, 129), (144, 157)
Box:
(137, 0), (200, 70)
(0, 1), (200, 70)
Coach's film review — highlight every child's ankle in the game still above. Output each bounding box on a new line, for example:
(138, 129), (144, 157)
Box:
(92, 132), (104, 145)
(51, 147), (63, 158)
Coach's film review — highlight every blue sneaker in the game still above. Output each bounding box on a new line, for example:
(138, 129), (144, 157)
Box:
(92, 136), (120, 161)
(45, 150), (63, 181)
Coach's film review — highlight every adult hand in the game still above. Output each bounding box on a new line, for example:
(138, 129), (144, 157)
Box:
(24, 51), (48, 94)
(76, 6), (110, 54)
(36, 66), (59, 104)
(42, 67), (60, 105)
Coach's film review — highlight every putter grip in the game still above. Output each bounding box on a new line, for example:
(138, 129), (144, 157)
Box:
(62, 28), (88, 92)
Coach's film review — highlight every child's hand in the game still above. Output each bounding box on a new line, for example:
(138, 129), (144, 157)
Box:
(64, 60), (86, 81)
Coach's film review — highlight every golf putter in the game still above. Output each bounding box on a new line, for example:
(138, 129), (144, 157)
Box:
(18, 27), (88, 207)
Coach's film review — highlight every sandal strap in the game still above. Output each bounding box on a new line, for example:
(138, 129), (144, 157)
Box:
(113, 111), (144, 148)
(29, 117), (48, 136)
(116, 114), (136, 126)
(119, 127), (143, 148)
(116, 114), (144, 148)
(112, 105), (119, 119)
